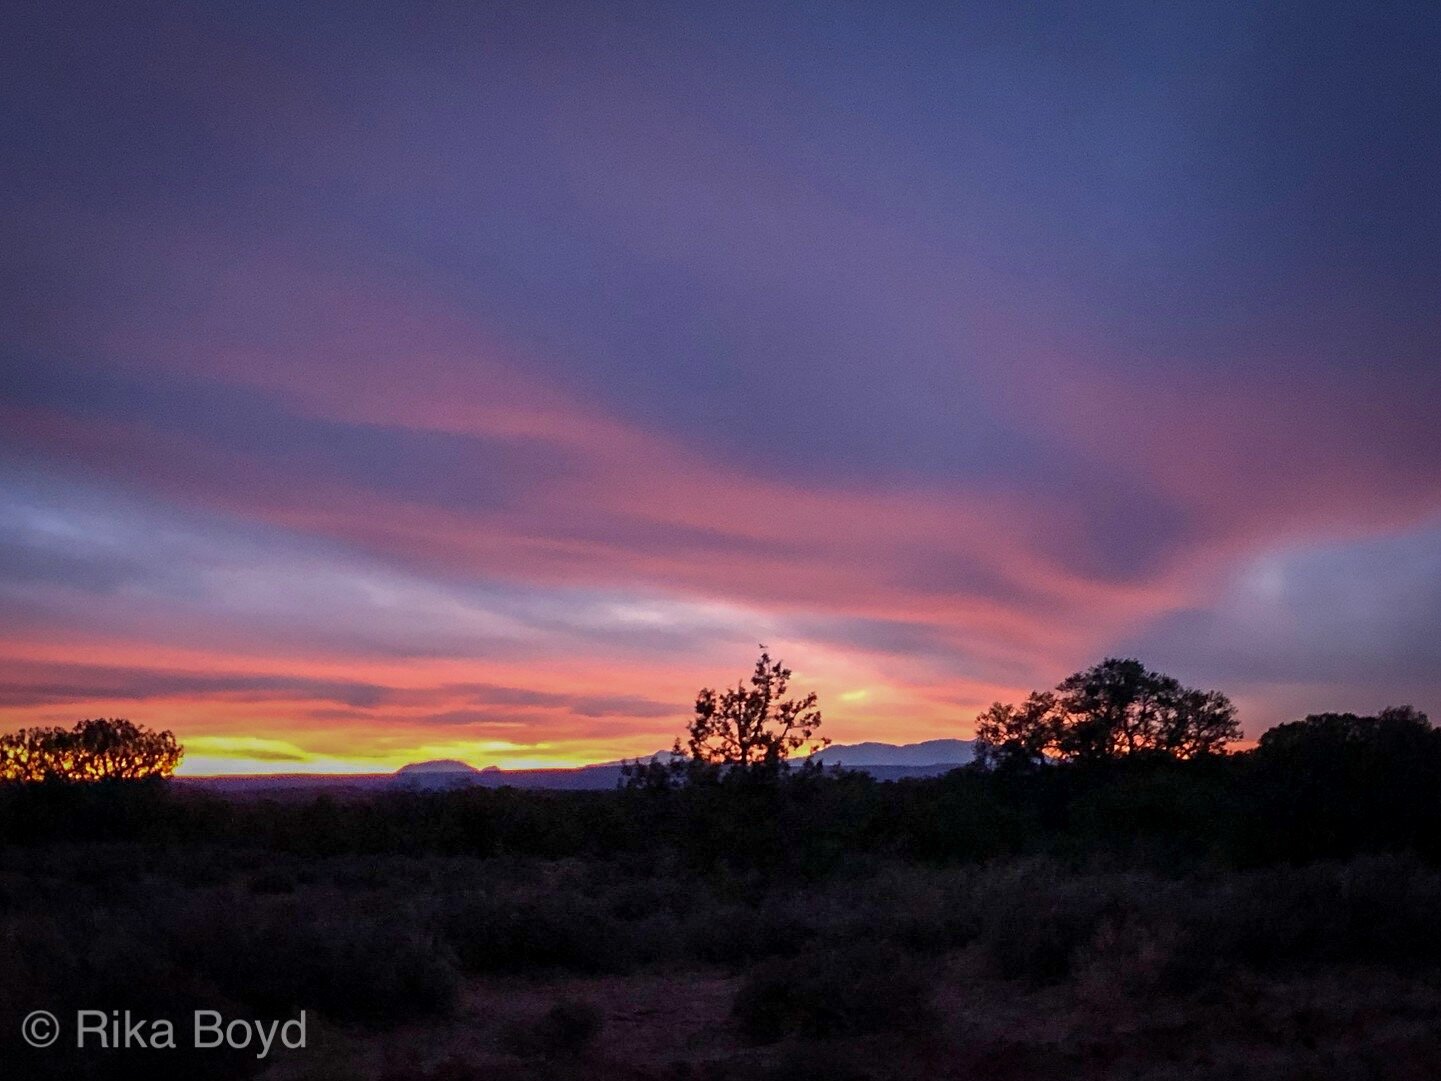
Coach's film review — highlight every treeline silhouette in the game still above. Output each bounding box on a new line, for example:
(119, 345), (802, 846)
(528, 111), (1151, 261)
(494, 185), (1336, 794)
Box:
(3, 704), (1436, 874)
(5, 654), (1436, 872)
(5, 657), (1441, 1081)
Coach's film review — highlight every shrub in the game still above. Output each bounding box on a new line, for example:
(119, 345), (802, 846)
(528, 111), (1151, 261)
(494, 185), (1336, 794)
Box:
(1196, 858), (1441, 971)
(732, 941), (936, 1045)
(175, 900), (458, 1024)
(248, 869), (297, 895)
(0, 904), (263, 1081)
(685, 899), (817, 966)
(760, 1042), (897, 1081)
(969, 861), (1130, 983)
(501, 999), (604, 1057)
(376, 1058), (490, 1081)
(443, 893), (629, 974)
(1074, 915), (1197, 999)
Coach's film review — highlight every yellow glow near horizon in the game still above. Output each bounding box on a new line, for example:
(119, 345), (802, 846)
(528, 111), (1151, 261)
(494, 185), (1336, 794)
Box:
(175, 735), (617, 776)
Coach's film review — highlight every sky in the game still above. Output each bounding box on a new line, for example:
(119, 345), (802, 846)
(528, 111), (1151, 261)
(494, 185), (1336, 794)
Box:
(2, 0), (1438, 773)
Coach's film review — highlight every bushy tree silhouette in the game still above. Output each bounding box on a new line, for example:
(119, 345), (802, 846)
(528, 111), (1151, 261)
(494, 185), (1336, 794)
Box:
(976, 658), (1238, 767)
(0, 718), (183, 782)
(973, 692), (1058, 769)
(624, 648), (827, 787)
(1249, 706), (1441, 858)
(1256, 705), (1433, 758)
(686, 648), (826, 769)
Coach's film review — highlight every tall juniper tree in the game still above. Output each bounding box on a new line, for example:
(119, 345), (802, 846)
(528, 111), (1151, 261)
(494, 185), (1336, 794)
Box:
(624, 648), (827, 787)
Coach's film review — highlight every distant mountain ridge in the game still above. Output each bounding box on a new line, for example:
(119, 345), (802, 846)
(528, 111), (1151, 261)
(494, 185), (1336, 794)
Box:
(395, 759), (487, 775)
(814, 738), (974, 768)
(607, 738), (975, 769)
(390, 739), (975, 789)
(185, 740), (976, 794)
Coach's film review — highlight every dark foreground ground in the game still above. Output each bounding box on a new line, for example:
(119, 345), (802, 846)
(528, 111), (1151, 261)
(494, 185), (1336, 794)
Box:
(5, 839), (1441, 1081)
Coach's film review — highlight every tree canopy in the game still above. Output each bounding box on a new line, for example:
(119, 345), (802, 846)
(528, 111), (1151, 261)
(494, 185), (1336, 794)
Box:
(626, 648), (827, 786)
(975, 658), (1239, 767)
(0, 717), (183, 782)
(1256, 705), (1433, 758)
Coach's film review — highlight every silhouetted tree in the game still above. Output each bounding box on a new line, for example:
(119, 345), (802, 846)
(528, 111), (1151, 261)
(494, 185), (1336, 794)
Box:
(976, 659), (1238, 767)
(973, 692), (1058, 770)
(0, 718), (183, 782)
(1256, 705), (1433, 759)
(624, 648), (827, 786)
(1247, 705), (1441, 859)
(687, 648), (827, 769)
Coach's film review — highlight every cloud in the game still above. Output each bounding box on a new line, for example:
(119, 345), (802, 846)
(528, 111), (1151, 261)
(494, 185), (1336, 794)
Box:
(1116, 517), (1441, 730)
(2, 0), (1439, 767)
(0, 660), (391, 710)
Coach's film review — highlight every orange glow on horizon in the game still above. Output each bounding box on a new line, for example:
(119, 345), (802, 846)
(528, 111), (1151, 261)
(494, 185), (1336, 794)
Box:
(6, 642), (1017, 776)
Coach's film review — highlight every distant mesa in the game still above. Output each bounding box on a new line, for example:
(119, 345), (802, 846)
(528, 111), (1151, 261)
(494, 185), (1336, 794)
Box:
(393, 759), (494, 790)
(395, 759), (484, 776)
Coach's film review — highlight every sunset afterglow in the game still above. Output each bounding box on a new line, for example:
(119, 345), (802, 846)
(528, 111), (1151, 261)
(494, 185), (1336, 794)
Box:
(3, 3), (1438, 773)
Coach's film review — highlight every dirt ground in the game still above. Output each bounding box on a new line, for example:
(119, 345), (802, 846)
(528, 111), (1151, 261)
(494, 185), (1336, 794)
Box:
(262, 956), (1441, 1081)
